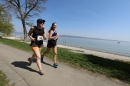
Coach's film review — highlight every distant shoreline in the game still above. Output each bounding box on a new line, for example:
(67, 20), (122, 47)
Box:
(2, 35), (130, 62)
(1, 36), (23, 40)
(3, 34), (130, 61)
(42, 42), (130, 62)
(58, 35), (130, 43)
(13, 31), (130, 42)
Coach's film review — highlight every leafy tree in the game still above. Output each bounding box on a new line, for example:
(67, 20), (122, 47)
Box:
(1, 0), (47, 42)
(0, 7), (14, 36)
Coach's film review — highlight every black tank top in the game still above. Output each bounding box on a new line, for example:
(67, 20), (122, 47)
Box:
(32, 26), (44, 41)
(30, 26), (44, 47)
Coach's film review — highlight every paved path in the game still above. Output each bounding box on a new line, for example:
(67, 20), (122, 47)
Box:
(0, 43), (129, 86)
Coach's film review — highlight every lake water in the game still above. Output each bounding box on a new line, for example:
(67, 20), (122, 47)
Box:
(13, 32), (130, 57)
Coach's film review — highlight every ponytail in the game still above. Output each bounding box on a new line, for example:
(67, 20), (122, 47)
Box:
(48, 22), (56, 33)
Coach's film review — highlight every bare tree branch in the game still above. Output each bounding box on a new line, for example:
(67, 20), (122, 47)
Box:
(8, 0), (18, 8)
(0, 0), (47, 41)
(24, 0), (38, 18)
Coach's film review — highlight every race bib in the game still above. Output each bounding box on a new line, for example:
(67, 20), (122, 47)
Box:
(37, 35), (43, 41)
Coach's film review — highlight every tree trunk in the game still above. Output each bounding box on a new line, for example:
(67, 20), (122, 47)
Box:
(21, 19), (27, 42)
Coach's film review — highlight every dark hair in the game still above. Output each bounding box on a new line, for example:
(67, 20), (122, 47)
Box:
(48, 22), (56, 33)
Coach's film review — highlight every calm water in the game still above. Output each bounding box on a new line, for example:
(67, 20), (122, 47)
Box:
(13, 32), (130, 57)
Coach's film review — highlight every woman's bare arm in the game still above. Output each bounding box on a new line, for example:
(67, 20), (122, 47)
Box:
(43, 29), (47, 40)
(48, 30), (59, 40)
(28, 27), (35, 41)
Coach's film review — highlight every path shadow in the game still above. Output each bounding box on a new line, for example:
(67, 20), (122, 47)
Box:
(11, 61), (39, 74)
(42, 61), (57, 68)
(33, 58), (57, 68)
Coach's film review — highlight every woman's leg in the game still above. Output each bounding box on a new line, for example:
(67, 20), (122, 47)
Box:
(53, 46), (57, 64)
(41, 47), (51, 62)
(32, 47), (43, 71)
(31, 46), (42, 59)
(39, 46), (43, 53)
(28, 47), (37, 65)
(43, 47), (51, 56)
(30, 54), (36, 60)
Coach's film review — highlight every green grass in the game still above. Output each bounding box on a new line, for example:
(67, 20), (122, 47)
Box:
(0, 70), (9, 86)
(0, 38), (31, 52)
(0, 38), (130, 84)
(0, 70), (15, 86)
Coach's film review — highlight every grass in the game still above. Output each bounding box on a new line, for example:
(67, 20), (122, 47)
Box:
(0, 38), (130, 84)
(0, 70), (15, 86)
(0, 70), (9, 86)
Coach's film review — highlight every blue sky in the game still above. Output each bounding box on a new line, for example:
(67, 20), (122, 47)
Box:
(12, 0), (130, 41)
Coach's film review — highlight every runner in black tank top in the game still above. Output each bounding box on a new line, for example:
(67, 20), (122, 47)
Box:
(28, 18), (46, 75)
(30, 26), (45, 47)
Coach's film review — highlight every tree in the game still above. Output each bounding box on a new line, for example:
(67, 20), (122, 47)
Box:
(0, 0), (47, 42)
(0, 7), (14, 36)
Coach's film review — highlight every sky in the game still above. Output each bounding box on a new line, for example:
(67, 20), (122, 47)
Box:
(12, 0), (130, 41)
